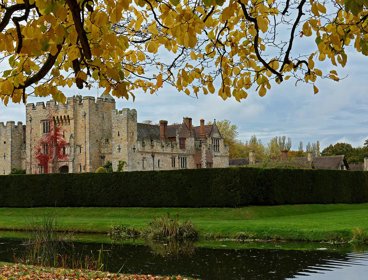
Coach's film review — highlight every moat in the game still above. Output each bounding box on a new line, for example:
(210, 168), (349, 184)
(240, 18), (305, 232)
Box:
(1, 236), (367, 279)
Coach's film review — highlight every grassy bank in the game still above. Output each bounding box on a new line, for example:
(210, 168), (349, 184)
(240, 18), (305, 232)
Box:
(1, 204), (368, 242)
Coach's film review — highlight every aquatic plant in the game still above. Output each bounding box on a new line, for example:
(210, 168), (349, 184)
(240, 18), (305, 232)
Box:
(108, 225), (141, 241)
(350, 227), (368, 244)
(145, 214), (198, 242)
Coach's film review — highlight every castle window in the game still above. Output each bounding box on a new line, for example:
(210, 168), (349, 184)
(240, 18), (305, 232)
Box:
(142, 157), (146, 170)
(105, 138), (109, 144)
(118, 131), (120, 136)
(171, 156), (176, 168)
(179, 138), (185, 149)
(117, 145), (121, 153)
(41, 120), (50, 134)
(79, 164), (82, 173)
(42, 143), (49, 155)
(157, 159), (160, 168)
(179, 156), (187, 169)
(62, 146), (68, 156)
(3, 153), (5, 159)
(3, 141), (6, 144)
(212, 138), (220, 152)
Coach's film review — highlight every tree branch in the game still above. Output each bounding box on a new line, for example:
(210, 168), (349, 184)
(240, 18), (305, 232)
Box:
(280, 0), (307, 72)
(16, 44), (63, 89)
(65, 0), (92, 60)
(238, 1), (283, 80)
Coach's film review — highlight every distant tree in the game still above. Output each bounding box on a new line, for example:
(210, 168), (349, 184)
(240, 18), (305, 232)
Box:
(266, 136), (291, 159)
(364, 139), (368, 148)
(322, 143), (354, 157)
(306, 141), (321, 157)
(34, 118), (68, 174)
(211, 120), (239, 159)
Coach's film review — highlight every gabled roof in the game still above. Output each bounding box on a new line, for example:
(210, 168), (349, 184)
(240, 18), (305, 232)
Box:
(312, 155), (349, 170)
(193, 125), (214, 138)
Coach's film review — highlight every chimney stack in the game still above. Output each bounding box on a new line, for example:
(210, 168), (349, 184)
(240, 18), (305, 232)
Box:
(183, 117), (192, 131)
(159, 120), (168, 141)
(281, 150), (288, 161)
(249, 151), (256, 165)
(200, 119), (206, 139)
(307, 152), (313, 162)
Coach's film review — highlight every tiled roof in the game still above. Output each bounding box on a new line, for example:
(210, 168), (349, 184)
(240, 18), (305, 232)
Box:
(137, 123), (160, 140)
(137, 122), (219, 141)
(229, 158), (249, 166)
(349, 163), (364, 171)
(312, 155), (348, 170)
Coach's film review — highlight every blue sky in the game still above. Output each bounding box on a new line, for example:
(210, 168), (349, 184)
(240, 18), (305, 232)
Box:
(1, 48), (367, 150)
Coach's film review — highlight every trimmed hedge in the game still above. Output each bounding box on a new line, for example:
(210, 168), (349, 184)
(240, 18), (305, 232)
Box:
(1, 167), (368, 207)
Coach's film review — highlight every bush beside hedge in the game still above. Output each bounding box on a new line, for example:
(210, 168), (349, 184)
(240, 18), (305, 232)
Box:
(0, 167), (368, 207)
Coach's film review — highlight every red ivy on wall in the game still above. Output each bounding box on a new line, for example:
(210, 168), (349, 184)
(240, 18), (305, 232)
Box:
(34, 119), (68, 174)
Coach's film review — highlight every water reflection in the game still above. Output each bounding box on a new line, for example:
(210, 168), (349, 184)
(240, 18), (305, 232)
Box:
(290, 252), (368, 280)
(0, 238), (367, 280)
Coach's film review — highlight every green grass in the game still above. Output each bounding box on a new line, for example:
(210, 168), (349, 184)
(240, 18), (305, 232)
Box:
(1, 204), (368, 242)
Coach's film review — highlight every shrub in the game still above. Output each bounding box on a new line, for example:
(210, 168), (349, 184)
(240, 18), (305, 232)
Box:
(351, 227), (368, 244)
(95, 167), (107, 173)
(108, 225), (141, 241)
(10, 168), (26, 174)
(0, 167), (368, 207)
(145, 215), (198, 242)
(103, 161), (113, 173)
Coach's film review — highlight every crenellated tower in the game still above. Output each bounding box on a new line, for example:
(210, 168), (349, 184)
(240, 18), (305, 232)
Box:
(112, 108), (137, 171)
(0, 121), (26, 174)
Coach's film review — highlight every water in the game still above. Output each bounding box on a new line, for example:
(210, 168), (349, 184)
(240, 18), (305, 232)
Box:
(0, 238), (367, 279)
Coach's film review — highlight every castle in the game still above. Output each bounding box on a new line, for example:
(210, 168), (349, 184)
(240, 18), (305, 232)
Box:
(0, 95), (229, 175)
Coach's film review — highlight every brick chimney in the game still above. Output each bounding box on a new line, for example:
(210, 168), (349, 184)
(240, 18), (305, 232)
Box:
(159, 120), (167, 141)
(183, 117), (192, 131)
(200, 119), (206, 139)
(281, 150), (288, 160)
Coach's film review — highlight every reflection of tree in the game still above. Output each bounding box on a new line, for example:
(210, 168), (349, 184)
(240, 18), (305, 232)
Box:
(35, 118), (68, 174)
(146, 240), (195, 258)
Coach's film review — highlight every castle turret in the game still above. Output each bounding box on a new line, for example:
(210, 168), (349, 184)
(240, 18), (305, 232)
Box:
(112, 108), (138, 171)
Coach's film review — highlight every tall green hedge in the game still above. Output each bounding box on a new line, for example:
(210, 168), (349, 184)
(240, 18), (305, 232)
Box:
(1, 167), (368, 207)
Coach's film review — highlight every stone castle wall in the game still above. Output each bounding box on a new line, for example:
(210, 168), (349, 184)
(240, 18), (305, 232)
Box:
(2, 95), (229, 175)
(0, 122), (25, 175)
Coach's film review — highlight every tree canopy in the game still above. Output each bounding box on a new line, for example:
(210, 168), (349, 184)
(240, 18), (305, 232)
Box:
(0, 0), (367, 104)
(322, 142), (368, 163)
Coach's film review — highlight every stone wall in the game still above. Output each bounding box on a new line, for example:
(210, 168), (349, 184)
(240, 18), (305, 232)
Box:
(4, 95), (229, 175)
(0, 121), (25, 175)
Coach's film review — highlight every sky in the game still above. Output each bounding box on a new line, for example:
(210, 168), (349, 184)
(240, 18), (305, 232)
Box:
(0, 47), (367, 151)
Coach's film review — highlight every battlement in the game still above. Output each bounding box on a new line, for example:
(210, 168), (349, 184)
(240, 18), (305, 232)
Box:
(113, 108), (137, 119)
(26, 95), (115, 112)
(0, 121), (24, 131)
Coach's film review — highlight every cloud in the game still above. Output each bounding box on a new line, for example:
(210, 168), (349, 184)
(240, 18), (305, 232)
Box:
(1, 48), (368, 150)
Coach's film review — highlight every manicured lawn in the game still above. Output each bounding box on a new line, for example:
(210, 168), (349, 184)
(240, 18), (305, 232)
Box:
(1, 204), (368, 242)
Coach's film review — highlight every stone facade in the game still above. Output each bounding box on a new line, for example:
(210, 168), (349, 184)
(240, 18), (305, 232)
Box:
(0, 95), (229, 174)
(0, 121), (26, 175)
